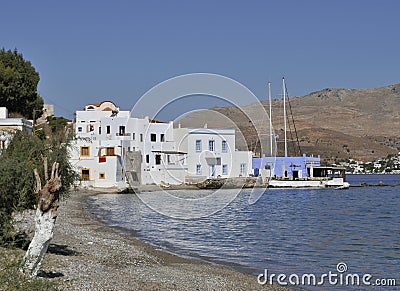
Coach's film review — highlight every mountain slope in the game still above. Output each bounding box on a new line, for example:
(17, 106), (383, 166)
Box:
(177, 83), (400, 162)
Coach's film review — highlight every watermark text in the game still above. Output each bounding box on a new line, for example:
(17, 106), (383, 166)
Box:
(257, 262), (396, 287)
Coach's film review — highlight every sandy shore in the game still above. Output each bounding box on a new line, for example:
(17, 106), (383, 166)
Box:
(40, 190), (286, 290)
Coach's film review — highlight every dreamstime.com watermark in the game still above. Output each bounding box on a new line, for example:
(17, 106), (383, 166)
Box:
(257, 262), (397, 287)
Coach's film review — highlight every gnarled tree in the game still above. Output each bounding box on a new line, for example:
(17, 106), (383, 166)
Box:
(20, 158), (62, 277)
(0, 128), (76, 275)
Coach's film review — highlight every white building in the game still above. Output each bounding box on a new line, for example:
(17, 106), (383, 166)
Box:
(0, 107), (33, 150)
(70, 101), (187, 187)
(70, 101), (253, 188)
(173, 127), (253, 183)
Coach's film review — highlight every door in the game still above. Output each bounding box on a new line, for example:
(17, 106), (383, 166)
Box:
(210, 165), (216, 178)
(81, 168), (90, 181)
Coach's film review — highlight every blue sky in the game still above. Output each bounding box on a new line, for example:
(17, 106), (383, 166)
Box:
(2, 0), (399, 119)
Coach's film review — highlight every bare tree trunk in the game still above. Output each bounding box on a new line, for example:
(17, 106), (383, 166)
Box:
(20, 159), (61, 277)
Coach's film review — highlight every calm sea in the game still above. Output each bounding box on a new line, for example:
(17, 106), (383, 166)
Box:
(88, 174), (399, 290)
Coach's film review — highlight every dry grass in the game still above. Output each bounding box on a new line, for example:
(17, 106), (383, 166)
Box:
(0, 247), (57, 291)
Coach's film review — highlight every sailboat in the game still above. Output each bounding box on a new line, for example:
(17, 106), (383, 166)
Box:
(253, 78), (350, 189)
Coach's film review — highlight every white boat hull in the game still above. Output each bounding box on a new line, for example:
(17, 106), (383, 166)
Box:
(268, 178), (350, 189)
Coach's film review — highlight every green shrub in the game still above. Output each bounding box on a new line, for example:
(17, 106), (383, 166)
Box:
(0, 130), (77, 246)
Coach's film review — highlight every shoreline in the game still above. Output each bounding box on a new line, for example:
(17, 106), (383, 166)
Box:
(40, 189), (286, 290)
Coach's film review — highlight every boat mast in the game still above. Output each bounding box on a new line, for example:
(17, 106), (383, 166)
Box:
(268, 81), (273, 157)
(283, 77), (288, 157)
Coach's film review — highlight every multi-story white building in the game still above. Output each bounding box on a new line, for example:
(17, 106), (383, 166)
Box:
(70, 101), (253, 188)
(70, 101), (187, 187)
(173, 127), (253, 183)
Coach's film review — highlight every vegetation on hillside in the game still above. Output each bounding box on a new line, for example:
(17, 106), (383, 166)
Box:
(46, 116), (69, 133)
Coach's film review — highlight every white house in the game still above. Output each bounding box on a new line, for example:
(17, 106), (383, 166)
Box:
(70, 101), (187, 187)
(70, 138), (126, 187)
(0, 107), (33, 150)
(173, 127), (253, 183)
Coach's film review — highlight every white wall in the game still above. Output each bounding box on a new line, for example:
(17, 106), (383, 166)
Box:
(69, 138), (126, 188)
(174, 128), (252, 179)
(0, 107), (33, 149)
(0, 107), (8, 119)
(230, 151), (253, 177)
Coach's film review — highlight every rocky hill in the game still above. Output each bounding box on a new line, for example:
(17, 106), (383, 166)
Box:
(176, 83), (400, 162)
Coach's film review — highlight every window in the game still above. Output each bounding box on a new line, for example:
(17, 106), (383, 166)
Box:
(195, 140), (202, 152)
(99, 172), (105, 179)
(119, 126), (125, 135)
(106, 125), (111, 134)
(222, 164), (228, 175)
(78, 127), (82, 132)
(146, 154), (149, 164)
(155, 154), (161, 165)
(140, 133), (143, 142)
(106, 147), (115, 156)
(88, 124), (94, 132)
(222, 140), (227, 153)
(132, 133), (135, 140)
(150, 133), (156, 142)
(160, 134), (165, 142)
(209, 140), (215, 152)
(81, 169), (90, 181)
(98, 126), (101, 134)
(80, 146), (90, 156)
(196, 164), (202, 175)
(240, 163), (246, 176)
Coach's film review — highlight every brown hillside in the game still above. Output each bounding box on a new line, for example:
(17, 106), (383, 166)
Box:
(177, 83), (400, 162)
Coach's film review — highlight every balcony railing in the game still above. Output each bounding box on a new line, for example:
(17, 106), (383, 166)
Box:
(116, 133), (131, 136)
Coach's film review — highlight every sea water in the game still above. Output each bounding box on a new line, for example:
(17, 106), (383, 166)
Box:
(88, 174), (399, 290)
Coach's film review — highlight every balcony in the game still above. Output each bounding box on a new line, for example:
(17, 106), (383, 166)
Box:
(116, 132), (131, 136)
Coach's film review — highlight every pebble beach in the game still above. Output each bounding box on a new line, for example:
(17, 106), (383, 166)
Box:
(39, 190), (286, 290)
